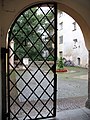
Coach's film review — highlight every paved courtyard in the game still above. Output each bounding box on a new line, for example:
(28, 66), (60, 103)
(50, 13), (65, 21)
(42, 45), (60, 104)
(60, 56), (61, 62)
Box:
(16, 65), (88, 98)
(57, 67), (88, 99)
(56, 67), (88, 111)
(10, 65), (88, 119)
(16, 66), (88, 110)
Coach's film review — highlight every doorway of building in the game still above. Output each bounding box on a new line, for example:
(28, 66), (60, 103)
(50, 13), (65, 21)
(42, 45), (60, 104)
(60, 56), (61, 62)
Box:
(56, 11), (88, 112)
(77, 57), (80, 66)
(4, 2), (88, 120)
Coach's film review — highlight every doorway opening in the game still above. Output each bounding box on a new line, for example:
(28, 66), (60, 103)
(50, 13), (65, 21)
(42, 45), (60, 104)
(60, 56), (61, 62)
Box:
(56, 11), (88, 112)
(4, 2), (88, 120)
(77, 57), (80, 66)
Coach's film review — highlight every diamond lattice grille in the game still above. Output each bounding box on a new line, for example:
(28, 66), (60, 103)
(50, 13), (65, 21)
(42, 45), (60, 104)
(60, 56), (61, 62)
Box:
(8, 3), (57, 120)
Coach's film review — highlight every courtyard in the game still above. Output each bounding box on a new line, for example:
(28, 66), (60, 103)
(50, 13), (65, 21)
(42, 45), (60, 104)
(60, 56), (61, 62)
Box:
(57, 66), (88, 111)
(57, 66), (88, 99)
(10, 65), (88, 116)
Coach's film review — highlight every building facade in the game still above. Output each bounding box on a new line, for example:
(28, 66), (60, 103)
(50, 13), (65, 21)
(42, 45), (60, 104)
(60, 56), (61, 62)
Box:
(57, 11), (88, 68)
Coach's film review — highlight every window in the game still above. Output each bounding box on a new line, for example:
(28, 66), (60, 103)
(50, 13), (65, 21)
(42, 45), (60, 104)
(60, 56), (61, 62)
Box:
(77, 58), (80, 65)
(73, 39), (77, 49)
(59, 22), (63, 30)
(59, 51), (63, 57)
(59, 36), (63, 44)
(73, 39), (77, 43)
(72, 22), (76, 31)
(59, 11), (63, 17)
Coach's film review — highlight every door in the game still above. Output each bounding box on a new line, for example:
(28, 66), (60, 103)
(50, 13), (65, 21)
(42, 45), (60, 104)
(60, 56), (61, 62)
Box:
(7, 2), (57, 120)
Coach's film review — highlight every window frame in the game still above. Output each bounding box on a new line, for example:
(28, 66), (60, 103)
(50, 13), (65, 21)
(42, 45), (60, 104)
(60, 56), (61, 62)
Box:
(59, 35), (63, 44)
(72, 21), (76, 31)
(59, 22), (63, 30)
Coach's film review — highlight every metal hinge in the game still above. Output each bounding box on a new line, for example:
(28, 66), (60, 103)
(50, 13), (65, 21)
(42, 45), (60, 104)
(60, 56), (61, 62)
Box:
(1, 48), (8, 54)
(5, 113), (9, 117)
(6, 48), (9, 53)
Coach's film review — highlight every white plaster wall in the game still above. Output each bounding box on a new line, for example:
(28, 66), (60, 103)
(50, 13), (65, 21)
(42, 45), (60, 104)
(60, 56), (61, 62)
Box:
(72, 22), (88, 67)
(58, 12), (88, 67)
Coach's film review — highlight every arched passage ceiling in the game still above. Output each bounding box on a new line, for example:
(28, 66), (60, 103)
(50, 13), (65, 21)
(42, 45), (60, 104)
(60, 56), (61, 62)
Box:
(0, 0), (90, 49)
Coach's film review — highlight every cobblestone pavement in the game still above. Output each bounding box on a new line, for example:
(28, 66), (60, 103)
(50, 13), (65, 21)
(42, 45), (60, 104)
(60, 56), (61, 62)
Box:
(56, 67), (88, 112)
(10, 66), (88, 119)
(57, 96), (87, 112)
(11, 96), (87, 119)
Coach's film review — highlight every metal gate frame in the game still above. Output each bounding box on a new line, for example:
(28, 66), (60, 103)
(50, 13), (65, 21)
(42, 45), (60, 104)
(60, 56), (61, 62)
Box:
(4, 2), (57, 120)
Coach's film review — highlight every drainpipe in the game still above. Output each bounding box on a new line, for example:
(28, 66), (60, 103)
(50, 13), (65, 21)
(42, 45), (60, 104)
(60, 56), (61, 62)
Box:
(1, 48), (7, 119)
(85, 50), (90, 108)
(0, 49), (2, 120)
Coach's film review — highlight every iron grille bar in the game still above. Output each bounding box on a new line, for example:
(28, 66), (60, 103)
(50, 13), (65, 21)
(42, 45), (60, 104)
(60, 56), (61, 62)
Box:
(1, 48), (7, 120)
(54, 3), (57, 117)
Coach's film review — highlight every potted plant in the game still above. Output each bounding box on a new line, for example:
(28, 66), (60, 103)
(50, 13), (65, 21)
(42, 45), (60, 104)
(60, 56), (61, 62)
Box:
(56, 57), (67, 72)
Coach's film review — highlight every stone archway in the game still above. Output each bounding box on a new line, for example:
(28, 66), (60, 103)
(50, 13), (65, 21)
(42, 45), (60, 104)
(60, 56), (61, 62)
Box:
(1, 0), (90, 119)
(1, 1), (90, 48)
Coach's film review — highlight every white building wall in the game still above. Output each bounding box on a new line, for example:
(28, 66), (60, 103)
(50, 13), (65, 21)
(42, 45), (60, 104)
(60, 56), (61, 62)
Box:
(57, 11), (88, 68)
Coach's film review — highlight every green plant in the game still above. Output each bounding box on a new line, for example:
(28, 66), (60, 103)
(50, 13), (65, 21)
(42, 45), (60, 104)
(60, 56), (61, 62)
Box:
(57, 57), (64, 69)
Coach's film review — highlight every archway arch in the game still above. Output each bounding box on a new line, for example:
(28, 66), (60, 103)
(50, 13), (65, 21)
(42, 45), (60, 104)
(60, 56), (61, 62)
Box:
(3, 0), (90, 50)
(1, 0), (90, 119)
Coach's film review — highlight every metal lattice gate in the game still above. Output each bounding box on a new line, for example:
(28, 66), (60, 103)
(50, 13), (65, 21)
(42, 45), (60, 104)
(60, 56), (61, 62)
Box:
(7, 2), (57, 120)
